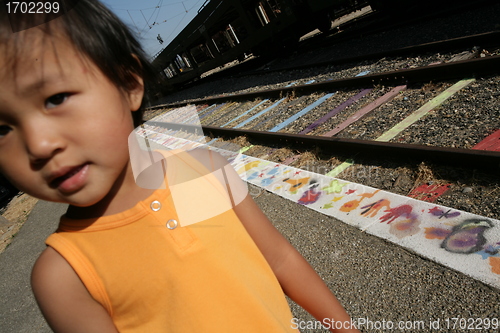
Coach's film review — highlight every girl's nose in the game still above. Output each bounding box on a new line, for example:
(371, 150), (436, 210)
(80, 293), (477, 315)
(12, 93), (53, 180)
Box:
(24, 124), (64, 164)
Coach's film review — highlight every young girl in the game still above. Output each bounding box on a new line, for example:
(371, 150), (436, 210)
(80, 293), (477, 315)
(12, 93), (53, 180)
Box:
(0, 1), (360, 332)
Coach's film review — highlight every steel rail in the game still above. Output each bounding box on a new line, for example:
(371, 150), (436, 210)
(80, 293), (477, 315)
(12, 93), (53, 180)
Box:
(150, 55), (500, 109)
(146, 121), (500, 172)
(248, 31), (500, 75)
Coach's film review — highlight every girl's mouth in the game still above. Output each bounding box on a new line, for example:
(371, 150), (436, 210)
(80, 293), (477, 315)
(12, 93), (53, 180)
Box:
(51, 164), (90, 193)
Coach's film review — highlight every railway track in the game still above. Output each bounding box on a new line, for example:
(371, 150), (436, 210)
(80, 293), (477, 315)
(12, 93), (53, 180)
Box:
(145, 53), (500, 221)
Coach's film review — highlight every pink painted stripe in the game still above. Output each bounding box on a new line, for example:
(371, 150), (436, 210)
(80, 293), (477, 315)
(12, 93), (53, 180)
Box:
(322, 85), (407, 137)
(282, 154), (301, 165)
(473, 129), (500, 152)
(299, 88), (372, 135)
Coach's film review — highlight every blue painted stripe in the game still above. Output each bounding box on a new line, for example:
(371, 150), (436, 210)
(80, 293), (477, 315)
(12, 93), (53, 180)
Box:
(180, 104), (217, 124)
(199, 103), (226, 121)
(233, 98), (287, 129)
(221, 100), (269, 127)
(206, 138), (218, 145)
(269, 93), (335, 132)
(197, 104), (216, 116)
(356, 70), (370, 77)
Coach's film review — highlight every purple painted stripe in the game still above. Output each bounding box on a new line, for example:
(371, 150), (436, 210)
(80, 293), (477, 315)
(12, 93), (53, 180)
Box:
(282, 154), (301, 165)
(299, 88), (372, 135)
(322, 85), (407, 137)
(199, 103), (227, 120)
(197, 104), (216, 117)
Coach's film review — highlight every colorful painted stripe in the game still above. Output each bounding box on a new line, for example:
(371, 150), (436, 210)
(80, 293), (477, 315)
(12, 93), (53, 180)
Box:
(282, 154), (301, 165)
(199, 103), (227, 121)
(326, 159), (354, 178)
(408, 184), (451, 202)
(322, 85), (407, 137)
(376, 79), (475, 142)
(239, 145), (254, 154)
(356, 70), (371, 77)
(201, 102), (236, 124)
(251, 96), (307, 130)
(299, 89), (372, 135)
(182, 104), (217, 124)
(233, 97), (287, 129)
(269, 93), (336, 132)
(221, 99), (269, 127)
(473, 129), (500, 152)
(205, 102), (251, 126)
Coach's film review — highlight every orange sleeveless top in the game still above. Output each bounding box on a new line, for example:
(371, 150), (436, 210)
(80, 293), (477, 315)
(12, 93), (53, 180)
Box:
(45, 150), (295, 332)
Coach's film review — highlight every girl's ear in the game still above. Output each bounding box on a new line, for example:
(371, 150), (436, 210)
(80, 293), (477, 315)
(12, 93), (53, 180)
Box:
(128, 54), (145, 112)
(128, 73), (144, 112)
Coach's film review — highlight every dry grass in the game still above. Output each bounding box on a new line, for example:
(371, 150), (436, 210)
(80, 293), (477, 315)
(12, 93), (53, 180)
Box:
(295, 151), (318, 168)
(408, 162), (442, 193)
(0, 194), (38, 254)
(229, 135), (252, 147)
(269, 148), (295, 162)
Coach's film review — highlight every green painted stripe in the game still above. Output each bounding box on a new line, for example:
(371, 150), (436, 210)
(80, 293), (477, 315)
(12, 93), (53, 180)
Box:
(376, 78), (475, 142)
(326, 159), (354, 177)
(239, 145), (254, 153)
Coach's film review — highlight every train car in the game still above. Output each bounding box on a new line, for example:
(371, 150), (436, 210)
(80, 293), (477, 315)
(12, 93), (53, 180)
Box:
(152, 0), (370, 91)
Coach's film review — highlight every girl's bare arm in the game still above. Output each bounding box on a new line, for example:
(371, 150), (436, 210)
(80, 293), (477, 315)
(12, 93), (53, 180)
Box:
(31, 247), (118, 333)
(234, 194), (360, 333)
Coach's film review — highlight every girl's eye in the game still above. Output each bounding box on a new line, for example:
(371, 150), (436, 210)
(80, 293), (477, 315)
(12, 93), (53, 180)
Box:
(45, 93), (69, 109)
(0, 125), (12, 138)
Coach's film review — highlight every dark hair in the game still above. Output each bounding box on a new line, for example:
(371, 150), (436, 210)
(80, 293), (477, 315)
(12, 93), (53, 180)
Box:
(0, 0), (157, 127)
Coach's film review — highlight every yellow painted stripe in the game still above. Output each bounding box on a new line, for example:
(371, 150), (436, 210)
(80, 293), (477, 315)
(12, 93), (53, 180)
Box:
(376, 78), (475, 142)
(326, 159), (354, 177)
(239, 145), (254, 154)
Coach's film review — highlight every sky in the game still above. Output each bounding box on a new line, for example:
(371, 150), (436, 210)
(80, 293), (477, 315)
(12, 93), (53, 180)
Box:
(101, 0), (207, 59)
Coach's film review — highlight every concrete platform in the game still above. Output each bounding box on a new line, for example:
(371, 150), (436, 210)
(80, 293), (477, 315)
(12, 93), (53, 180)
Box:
(0, 201), (66, 333)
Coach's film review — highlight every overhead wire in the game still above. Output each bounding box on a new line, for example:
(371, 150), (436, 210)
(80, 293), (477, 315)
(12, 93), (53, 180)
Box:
(108, 0), (206, 55)
(161, 0), (204, 44)
(111, 1), (187, 11)
(153, 0), (164, 26)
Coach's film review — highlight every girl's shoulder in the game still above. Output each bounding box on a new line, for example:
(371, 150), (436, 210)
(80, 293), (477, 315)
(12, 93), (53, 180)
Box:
(31, 247), (118, 332)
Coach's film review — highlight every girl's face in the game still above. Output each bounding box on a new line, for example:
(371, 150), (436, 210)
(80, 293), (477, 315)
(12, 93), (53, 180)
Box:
(0, 31), (146, 215)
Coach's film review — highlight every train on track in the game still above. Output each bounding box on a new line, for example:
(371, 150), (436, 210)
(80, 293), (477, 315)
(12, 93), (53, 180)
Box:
(151, 0), (372, 91)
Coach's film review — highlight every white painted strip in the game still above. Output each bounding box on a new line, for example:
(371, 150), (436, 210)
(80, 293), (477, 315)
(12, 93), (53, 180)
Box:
(232, 154), (500, 290)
